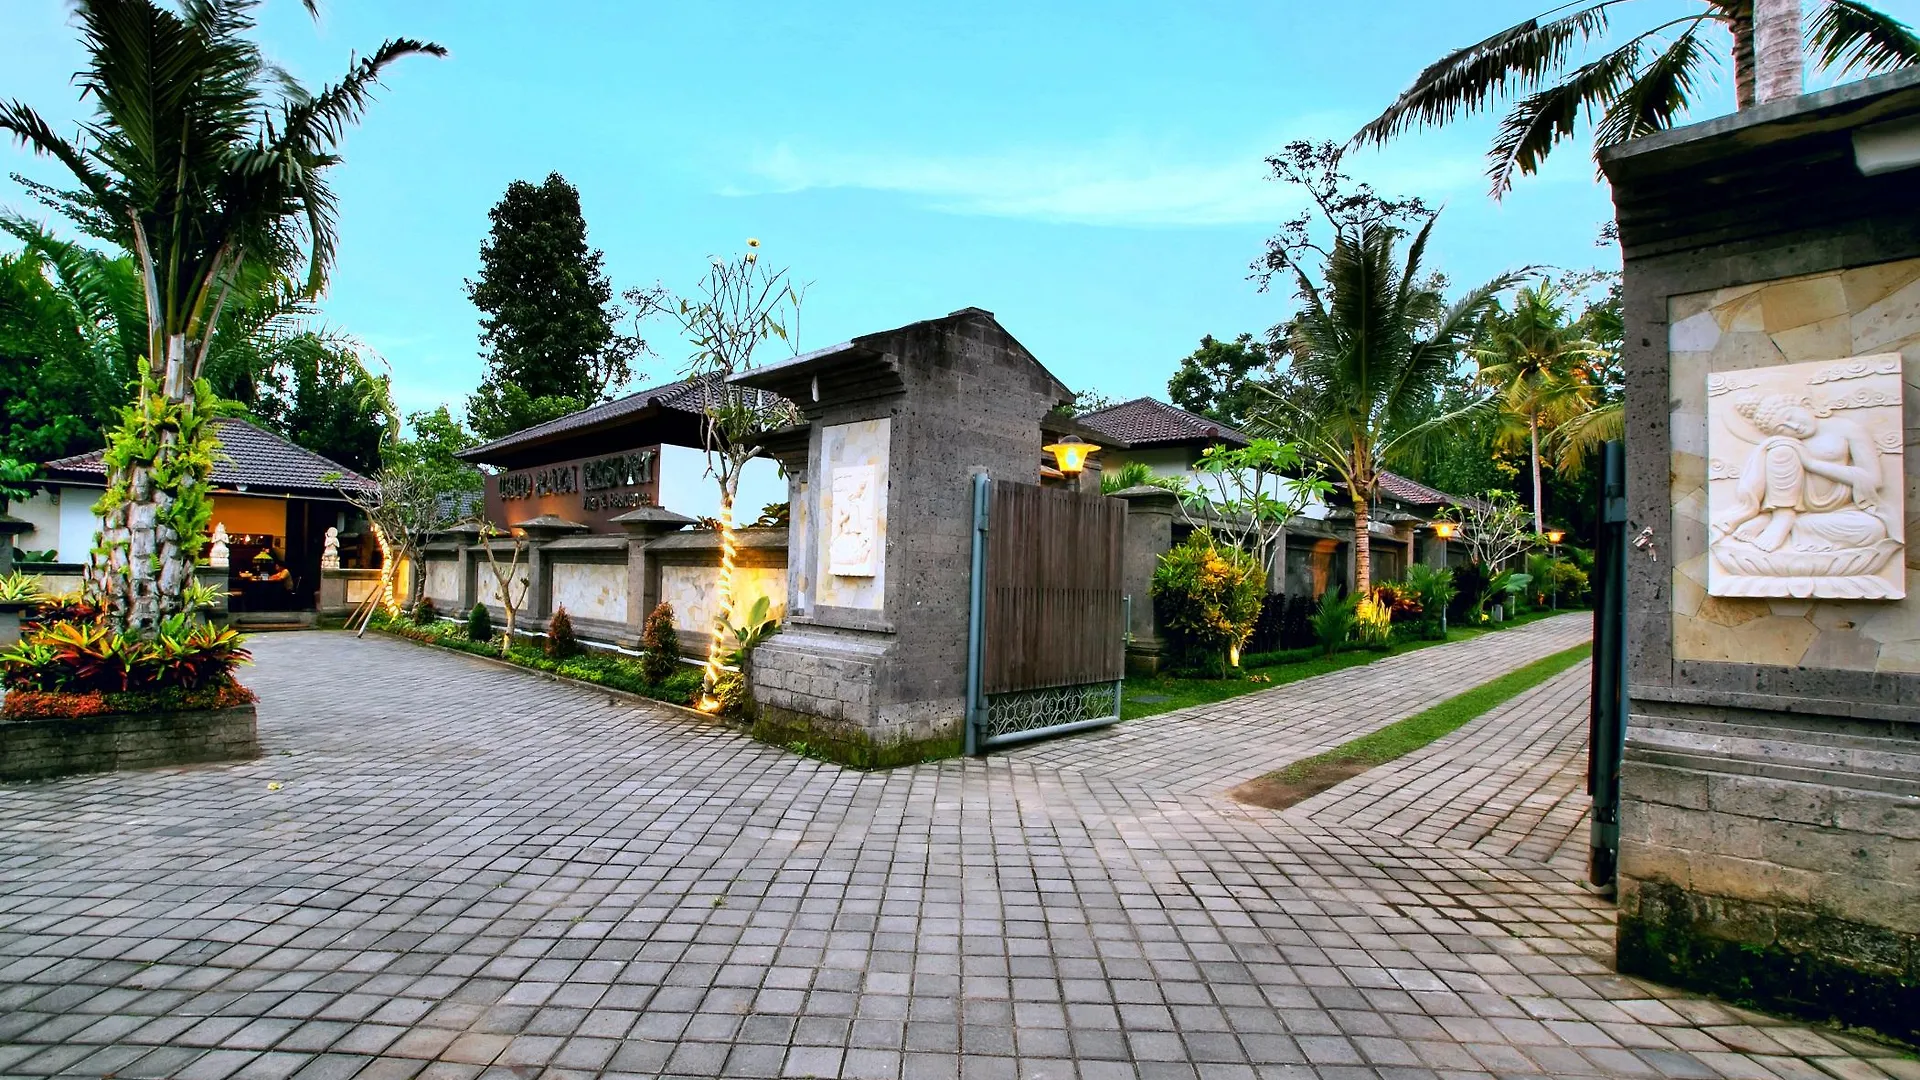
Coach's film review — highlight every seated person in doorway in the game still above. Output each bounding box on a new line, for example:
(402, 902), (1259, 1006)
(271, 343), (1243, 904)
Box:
(242, 549), (293, 587)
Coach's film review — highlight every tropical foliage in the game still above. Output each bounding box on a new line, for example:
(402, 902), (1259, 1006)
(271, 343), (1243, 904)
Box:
(640, 602), (681, 684)
(1474, 282), (1605, 532)
(1, 614), (249, 694)
(0, 0), (442, 632)
(1249, 144), (1520, 593)
(1352, 0), (1920, 196)
(1150, 528), (1267, 676)
(1310, 589), (1357, 657)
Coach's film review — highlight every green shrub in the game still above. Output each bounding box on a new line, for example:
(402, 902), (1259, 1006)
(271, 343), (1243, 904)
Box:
(546, 605), (580, 659)
(1404, 564), (1456, 639)
(1, 616), (249, 693)
(1310, 590), (1355, 657)
(412, 596), (438, 625)
(1150, 529), (1265, 677)
(1354, 594), (1393, 649)
(466, 602), (493, 642)
(641, 602), (680, 684)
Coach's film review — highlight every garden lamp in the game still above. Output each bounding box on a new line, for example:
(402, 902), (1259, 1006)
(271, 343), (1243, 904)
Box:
(1546, 529), (1565, 545)
(1432, 521), (1458, 539)
(1043, 436), (1100, 477)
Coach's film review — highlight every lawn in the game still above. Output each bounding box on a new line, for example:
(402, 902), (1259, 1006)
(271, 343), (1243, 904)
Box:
(1120, 606), (1581, 722)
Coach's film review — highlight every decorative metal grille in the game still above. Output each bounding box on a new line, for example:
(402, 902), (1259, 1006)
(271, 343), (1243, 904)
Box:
(982, 681), (1121, 745)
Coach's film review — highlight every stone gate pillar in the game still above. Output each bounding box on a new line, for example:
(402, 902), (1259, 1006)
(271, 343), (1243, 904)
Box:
(733, 308), (1071, 766)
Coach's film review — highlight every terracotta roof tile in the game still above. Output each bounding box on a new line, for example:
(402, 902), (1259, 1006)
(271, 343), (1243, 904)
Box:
(43, 417), (372, 496)
(1075, 397), (1252, 447)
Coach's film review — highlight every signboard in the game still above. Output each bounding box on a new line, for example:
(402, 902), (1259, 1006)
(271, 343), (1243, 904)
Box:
(483, 446), (662, 533)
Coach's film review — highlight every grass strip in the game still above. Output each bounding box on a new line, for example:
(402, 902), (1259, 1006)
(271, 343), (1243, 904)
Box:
(1230, 641), (1592, 811)
(1121, 607), (1582, 722)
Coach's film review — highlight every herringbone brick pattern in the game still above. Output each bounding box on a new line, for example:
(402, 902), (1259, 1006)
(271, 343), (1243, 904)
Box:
(0, 619), (1909, 1079)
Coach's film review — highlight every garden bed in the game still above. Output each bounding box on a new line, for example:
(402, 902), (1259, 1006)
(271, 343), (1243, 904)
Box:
(0, 684), (258, 782)
(372, 614), (708, 712)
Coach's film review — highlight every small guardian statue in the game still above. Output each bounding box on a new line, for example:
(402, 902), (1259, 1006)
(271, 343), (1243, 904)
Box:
(208, 523), (230, 569)
(321, 526), (340, 570)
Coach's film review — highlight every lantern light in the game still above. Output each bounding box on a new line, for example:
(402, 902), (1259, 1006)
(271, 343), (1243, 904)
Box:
(1043, 436), (1100, 476)
(1432, 521), (1458, 539)
(1546, 529), (1566, 545)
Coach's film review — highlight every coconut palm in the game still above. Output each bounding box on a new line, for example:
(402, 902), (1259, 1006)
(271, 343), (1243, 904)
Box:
(1, 0), (442, 631)
(1352, 0), (1920, 197)
(1474, 283), (1605, 532)
(1256, 217), (1520, 594)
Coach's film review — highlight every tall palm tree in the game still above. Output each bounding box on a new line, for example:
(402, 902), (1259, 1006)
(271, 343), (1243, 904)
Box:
(1256, 217), (1519, 594)
(1474, 283), (1604, 532)
(1, 0), (442, 630)
(1352, 0), (1920, 197)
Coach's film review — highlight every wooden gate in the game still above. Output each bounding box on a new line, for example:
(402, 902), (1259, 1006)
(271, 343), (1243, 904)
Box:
(965, 474), (1128, 752)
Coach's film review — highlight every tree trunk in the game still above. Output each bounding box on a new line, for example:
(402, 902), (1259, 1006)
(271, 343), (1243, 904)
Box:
(703, 482), (740, 694)
(1729, 1), (1758, 109)
(1352, 494), (1372, 596)
(1754, 0), (1805, 104)
(1529, 409), (1545, 535)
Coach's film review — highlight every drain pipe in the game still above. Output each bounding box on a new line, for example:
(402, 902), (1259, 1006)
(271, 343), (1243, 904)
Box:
(964, 472), (990, 756)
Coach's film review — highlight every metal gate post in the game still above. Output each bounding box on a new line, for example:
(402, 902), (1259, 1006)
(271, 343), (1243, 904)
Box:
(964, 472), (991, 756)
(1588, 440), (1629, 888)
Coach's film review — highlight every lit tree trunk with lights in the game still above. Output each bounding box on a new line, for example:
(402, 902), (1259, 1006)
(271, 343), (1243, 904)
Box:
(657, 243), (804, 704)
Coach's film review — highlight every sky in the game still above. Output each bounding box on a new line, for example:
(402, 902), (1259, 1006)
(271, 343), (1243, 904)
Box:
(5, 0), (1913, 423)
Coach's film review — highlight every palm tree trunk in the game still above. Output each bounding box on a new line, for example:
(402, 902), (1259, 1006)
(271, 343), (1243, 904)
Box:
(1352, 494), (1372, 596)
(1529, 409), (1545, 535)
(1754, 0), (1805, 103)
(1728, 1), (1758, 109)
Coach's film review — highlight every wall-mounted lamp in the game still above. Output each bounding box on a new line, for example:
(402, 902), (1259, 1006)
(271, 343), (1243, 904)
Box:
(1042, 436), (1100, 477)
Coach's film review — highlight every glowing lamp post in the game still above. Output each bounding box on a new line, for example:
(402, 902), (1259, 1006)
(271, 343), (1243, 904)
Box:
(1544, 528), (1566, 608)
(1432, 520), (1458, 540)
(1043, 436), (1100, 482)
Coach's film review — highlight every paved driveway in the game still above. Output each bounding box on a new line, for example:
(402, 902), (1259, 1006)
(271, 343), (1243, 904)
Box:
(1, 617), (1911, 1079)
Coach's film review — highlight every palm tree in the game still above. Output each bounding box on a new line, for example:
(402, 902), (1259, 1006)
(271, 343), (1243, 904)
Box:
(1257, 218), (1520, 594)
(1474, 284), (1604, 532)
(1352, 0), (1920, 197)
(1, 0), (442, 631)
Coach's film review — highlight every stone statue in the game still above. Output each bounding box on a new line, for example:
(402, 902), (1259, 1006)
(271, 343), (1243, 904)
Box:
(321, 526), (340, 570)
(1707, 355), (1905, 599)
(208, 523), (230, 569)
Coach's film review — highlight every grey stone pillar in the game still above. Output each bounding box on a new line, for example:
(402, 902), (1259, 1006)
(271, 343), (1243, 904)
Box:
(1109, 486), (1178, 673)
(612, 506), (694, 643)
(511, 514), (588, 623)
(0, 512), (26, 645)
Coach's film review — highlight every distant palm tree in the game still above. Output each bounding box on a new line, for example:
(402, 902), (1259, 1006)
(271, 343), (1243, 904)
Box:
(1474, 284), (1604, 532)
(0, 0), (442, 631)
(1257, 218), (1519, 594)
(1352, 0), (1920, 197)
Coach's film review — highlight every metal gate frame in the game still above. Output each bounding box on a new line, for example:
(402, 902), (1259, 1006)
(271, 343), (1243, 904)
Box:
(964, 473), (1126, 753)
(1588, 440), (1629, 888)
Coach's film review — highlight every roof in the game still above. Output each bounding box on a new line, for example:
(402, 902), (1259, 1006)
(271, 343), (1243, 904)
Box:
(42, 417), (371, 497)
(1075, 397), (1251, 448)
(1333, 472), (1493, 514)
(459, 373), (793, 463)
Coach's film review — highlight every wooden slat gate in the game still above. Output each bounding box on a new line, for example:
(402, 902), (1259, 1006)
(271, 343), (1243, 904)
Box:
(965, 474), (1128, 752)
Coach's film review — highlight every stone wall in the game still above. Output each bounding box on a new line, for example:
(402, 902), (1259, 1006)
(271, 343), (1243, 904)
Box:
(1604, 73), (1920, 1038)
(0, 704), (259, 782)
(1668, 265), (1920, 672)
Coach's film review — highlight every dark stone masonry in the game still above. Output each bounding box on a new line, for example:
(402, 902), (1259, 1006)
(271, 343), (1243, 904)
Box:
(0, 703), (258, 782)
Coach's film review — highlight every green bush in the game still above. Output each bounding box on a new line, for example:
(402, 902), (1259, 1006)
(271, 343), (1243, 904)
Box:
(546, 605), (580, 659)
(466, 603), (493, 642)
(1150, 528), (1265, 677)
(641, 602), (680, 684)
(1310, 590), (1356, 657)
(1404, 564), (1456, 639)
(412, 597), (437, 625)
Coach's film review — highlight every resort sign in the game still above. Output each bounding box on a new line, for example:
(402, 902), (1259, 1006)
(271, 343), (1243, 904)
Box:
(485, 446), (662, 532)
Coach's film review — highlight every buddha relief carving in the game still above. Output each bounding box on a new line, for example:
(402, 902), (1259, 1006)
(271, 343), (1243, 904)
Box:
(1707, 354), (1906, 599)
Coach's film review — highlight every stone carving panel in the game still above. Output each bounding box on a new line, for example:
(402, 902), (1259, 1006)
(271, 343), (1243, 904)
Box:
(829, 465), (879, 577)
(1706, 354), (1906, 599)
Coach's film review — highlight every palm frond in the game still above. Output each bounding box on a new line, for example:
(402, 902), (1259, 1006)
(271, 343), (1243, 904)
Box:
(1546, 400), (1624, 475)
(1595, 26), (1711, 147)
(1352, 1), (1617, 148)
(1486, 38), (1647, 197)
(1808, 0), (1920, 75)
(0, 102), (112, 203)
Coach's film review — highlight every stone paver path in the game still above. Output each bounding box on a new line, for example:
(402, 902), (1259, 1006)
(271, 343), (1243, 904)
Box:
(1, 617), (1912, 1079)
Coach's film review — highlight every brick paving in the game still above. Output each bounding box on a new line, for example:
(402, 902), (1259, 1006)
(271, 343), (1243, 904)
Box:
(0, 618), (1913, 1079)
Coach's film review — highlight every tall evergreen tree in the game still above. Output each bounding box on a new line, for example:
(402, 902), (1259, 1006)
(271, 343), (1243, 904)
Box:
(465, 173), (636, 439)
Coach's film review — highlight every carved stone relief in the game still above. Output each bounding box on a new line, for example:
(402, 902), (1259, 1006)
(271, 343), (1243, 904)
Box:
(829, 465), (879, 577)
(1706, 353), (1906, 599)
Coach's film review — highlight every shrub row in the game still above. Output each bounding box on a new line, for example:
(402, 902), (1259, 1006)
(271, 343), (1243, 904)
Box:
(374, 612), (704, 708)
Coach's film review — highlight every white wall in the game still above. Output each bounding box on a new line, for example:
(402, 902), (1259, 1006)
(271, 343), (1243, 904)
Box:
(1101, 446), (1331, 519)
(655, 444), (786, 523)
(9, 485), (105, 563)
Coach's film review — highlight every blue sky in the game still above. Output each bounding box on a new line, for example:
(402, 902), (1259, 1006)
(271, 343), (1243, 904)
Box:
(6, 0), (1907, 421)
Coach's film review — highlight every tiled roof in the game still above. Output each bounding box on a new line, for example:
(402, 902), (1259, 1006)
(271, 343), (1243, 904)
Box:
(1075, 397), (1251, 447)
(1335, 471), (1493, 514)
(460, 373), (793, 461)
(42, 418), (372, 496)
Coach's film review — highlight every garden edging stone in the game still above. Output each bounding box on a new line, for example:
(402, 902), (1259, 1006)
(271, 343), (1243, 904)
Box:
(0, 703), (257, 782)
